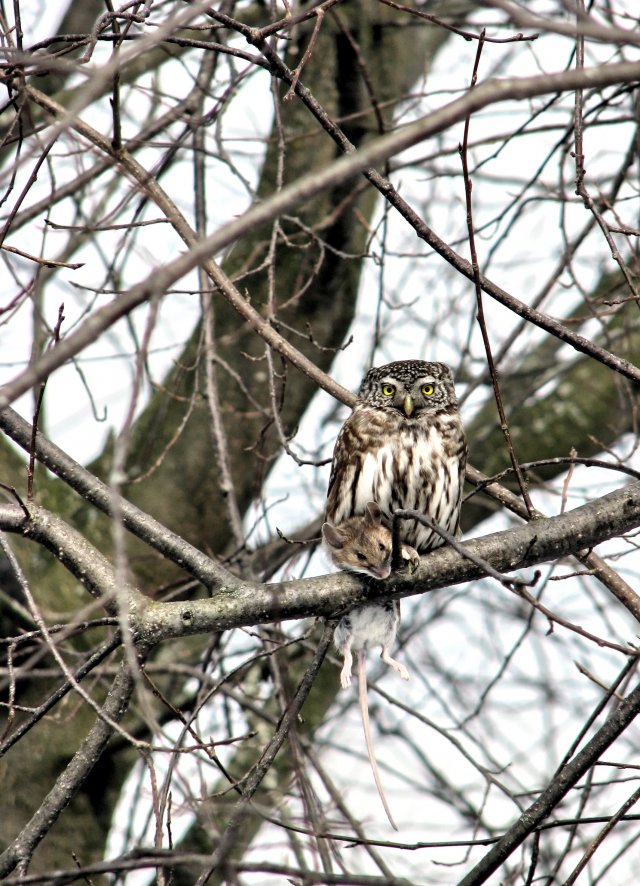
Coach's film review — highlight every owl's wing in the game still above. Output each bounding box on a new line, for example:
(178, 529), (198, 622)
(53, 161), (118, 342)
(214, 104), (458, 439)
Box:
(325, 419), (365, 525)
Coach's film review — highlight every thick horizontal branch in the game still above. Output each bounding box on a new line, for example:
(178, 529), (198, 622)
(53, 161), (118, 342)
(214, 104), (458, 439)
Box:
(2, 484), (639, 644)
(0, 503), (142, 613)
(2, 57), (640, 408)
(138, 481), (640, 645)
(4, 407), (640, 636)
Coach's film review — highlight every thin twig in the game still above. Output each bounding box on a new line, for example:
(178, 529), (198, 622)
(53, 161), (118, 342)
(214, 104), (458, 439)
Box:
(572, 0), (640, 308)
(560, 447), (577, 514)
(194, 621), (336, 884)
(557, 656), (639, 774)
(27, 303), (64, 502)
(253, 0), (341, 40)
(284, 8), (325, 101)
(0, 482), (30, 520)
(465, 456), (640, 497)
(0, 242), (83, 268)
(458, 31), (534, 517)
(562, 783), (640, 885)
(392, 508), (532, 589)
(378, 0), (538, 44)
(574, 661), (626, 702)
(193, 70), (245, 548)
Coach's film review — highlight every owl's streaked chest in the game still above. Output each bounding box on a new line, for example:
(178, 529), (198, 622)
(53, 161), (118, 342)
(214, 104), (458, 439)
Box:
(348, 413), (464, 551)
(353, 424), (452, 504)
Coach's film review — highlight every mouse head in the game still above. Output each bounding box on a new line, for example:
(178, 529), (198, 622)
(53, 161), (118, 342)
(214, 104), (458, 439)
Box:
(322, 501), (392, 580)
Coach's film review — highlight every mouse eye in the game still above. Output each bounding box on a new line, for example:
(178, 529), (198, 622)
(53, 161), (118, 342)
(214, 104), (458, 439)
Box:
(378, 542), (386, 552)
(381, 384), (395, 397)
(422, 383), (435, 396)
(356, 551), (366, 561)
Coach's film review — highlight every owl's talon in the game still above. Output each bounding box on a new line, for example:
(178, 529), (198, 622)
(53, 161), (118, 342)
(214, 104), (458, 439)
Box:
(395, 544), (420, 575)
(396, 559), (418, 576)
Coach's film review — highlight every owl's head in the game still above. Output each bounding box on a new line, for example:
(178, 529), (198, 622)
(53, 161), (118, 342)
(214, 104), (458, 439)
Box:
(358, 360), (457, 417)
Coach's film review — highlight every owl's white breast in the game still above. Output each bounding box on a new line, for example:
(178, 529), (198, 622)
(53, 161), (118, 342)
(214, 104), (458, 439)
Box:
(353, 446), (394, 514)
(350, 422), (463, 550)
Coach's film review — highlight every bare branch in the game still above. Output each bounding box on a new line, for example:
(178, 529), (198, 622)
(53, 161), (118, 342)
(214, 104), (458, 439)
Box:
(129, 481), (640, 642)
(0, 661), (136, 878)
(3, 58), (640, 408)
(0, 406), (237, 589)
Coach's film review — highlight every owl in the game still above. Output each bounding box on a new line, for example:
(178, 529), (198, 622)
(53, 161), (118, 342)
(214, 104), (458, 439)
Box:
(325, 360), (467, 554)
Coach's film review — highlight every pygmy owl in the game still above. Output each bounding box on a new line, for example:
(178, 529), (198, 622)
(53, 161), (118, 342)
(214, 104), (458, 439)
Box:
(325, 360), (467, 553)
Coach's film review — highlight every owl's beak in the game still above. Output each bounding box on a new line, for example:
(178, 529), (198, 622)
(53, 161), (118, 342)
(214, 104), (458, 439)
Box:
(402, 394), (415, 417)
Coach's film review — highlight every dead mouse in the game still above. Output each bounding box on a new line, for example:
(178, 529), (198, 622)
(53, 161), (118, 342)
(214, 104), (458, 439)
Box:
(321, 500), (418, 581)
(322, 501), (418, 829)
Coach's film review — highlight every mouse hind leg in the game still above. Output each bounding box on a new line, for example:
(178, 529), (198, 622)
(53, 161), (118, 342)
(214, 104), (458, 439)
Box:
(379, 601), (409, 680)
(380, 645), (410, 681)
(340, 644), (355, 688)
(334, 614), (356, 688)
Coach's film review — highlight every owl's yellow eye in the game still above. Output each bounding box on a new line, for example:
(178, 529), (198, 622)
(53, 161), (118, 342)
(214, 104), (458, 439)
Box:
(381, 384), (395, 397)
(421, 384), (435, 396)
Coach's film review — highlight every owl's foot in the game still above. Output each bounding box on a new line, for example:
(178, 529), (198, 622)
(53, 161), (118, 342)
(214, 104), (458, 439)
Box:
(381, 646), (410, 681)
(394, 544), (420, 575)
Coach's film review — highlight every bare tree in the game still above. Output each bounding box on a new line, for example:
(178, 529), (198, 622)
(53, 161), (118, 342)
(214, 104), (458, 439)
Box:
(1, 1), (640, 883)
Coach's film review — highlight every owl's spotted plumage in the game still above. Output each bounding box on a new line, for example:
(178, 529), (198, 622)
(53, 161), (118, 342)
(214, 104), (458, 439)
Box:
(326, 360), (467, 553)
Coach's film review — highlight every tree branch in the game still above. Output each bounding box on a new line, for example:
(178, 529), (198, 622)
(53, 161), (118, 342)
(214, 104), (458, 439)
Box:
(138, 480), (640, 644)
(0, 406), (236, 590)
(2, 482), (638, 645)
(3, 58), (640, 408)
(0, 503), (140, 611)
(458, 674), (640, 886)
(0, 660), (136, 878)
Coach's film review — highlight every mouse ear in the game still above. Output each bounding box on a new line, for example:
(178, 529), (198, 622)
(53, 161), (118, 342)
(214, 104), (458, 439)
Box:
(364, 501), (382, 525)
(322, 522), (345, 549)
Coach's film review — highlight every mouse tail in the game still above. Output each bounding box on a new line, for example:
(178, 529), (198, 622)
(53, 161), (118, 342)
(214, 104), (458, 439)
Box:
(357, 650), (398, 831)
